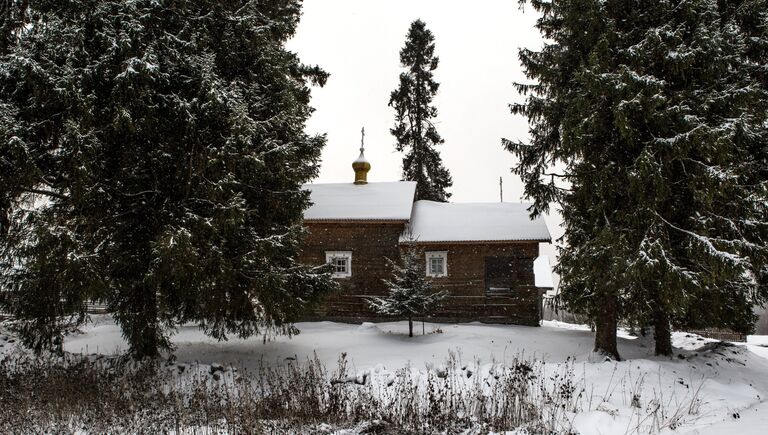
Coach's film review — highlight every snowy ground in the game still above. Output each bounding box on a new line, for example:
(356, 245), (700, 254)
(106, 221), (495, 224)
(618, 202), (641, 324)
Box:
(3, 317), (768, 434)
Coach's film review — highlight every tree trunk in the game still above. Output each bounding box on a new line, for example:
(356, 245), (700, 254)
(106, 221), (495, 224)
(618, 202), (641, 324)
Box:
(134, 320), (160, 358)
(126, 283), (161, 358)
(653, 308), (672, 357)
(594, 290), (620, 360)
(408, 318), (413, 337)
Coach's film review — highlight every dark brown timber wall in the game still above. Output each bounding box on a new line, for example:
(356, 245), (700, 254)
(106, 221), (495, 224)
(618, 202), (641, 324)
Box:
(412, 242), (542, 326)
(299, 222), (542, 326)
(299, 221), (406, 322)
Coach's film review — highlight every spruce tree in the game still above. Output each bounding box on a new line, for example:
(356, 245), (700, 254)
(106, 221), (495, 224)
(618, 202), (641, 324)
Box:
(389, 20), (452, 202)
(0, 0), (335, 357)
(606, 0), (768, 355)
(505, 0), (622, 359)
(507, 0), (767, 358)
(367, 246), (447, 337)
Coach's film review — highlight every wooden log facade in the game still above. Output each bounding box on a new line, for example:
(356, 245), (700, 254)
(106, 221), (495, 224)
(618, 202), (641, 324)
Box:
(298, 222), (543, 325)
(299, 221), (405, 320)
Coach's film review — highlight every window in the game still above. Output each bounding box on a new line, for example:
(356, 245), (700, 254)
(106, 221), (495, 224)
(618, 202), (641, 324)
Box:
(426, 251), (448, 277)
(325, 251), (352, 278)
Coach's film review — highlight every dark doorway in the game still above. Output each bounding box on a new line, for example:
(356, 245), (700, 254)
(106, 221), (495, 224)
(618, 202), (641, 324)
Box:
(485, 256), (514, 297)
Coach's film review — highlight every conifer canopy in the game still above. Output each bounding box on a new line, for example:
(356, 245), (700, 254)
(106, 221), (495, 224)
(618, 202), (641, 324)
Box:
(0, 0), (336, 357)
(508, 0), (768, 358)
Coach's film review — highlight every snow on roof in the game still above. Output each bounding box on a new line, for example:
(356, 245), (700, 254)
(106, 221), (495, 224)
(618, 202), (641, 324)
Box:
(534, 255), (555, 289)
(405, 201), (551, 243)
(303, 181), (417, 221)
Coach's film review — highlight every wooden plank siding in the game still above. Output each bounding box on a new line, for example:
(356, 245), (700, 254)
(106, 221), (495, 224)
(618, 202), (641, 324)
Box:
(299, 222), (543, 326)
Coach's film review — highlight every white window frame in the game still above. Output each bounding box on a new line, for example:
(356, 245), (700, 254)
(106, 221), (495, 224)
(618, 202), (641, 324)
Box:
(425, 251), (448, 277)
(325, 251), (352, 278)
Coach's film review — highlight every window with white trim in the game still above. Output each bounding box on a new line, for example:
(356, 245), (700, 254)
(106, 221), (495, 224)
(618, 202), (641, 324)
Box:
(325, 251), (352, 278)
(426, 251), (448, 277)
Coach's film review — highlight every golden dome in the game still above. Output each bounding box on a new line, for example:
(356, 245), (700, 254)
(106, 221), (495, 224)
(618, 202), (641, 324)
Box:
(353, 127), (370, 185)
(353, 149), (370, 184)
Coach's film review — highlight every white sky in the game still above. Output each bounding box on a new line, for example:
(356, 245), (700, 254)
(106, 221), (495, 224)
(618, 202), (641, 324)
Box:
(288, 0), (561, 278)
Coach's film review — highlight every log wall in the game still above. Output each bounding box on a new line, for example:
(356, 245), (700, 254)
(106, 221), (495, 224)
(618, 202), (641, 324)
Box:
(299, 222), (543, 326)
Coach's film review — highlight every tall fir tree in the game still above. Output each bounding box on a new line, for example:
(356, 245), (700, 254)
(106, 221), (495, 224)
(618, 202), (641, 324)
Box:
(367, 244), (447, 338)
(0, 0), (336, 357)
(507, 0), (768, 358)
(606, 0), (768, 356)
(505, 0), (623, 359)
(389, 20), (452, 202)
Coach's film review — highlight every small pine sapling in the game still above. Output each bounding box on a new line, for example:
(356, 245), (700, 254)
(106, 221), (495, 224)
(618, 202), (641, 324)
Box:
(367, 246), (448, 337)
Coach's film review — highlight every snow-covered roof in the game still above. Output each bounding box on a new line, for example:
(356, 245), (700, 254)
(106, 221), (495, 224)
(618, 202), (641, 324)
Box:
(405, 201), (551, 243)
(303, 181), (417, 221)
(534, 256), (555, 289)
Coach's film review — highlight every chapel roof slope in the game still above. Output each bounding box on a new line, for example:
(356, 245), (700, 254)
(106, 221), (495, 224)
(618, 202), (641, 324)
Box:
(404, 200), (551, 243)
(303, 181), (417, 222)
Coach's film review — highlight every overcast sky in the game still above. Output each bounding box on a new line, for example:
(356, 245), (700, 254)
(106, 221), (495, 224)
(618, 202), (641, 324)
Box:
(287, 0), (561, 271)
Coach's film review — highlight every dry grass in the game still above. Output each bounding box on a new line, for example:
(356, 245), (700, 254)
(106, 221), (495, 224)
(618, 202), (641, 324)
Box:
(0, 348), (582, 434)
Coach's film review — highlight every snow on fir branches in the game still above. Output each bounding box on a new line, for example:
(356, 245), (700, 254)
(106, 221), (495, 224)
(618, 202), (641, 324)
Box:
(0, 0), (335, 357)
(507, 0), (768, 359)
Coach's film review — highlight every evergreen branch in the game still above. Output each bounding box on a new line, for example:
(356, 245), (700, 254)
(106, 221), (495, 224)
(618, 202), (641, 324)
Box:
(653, 212), (750, 266)
(121, 190), (159, 198)
(22, 188), (66, 200)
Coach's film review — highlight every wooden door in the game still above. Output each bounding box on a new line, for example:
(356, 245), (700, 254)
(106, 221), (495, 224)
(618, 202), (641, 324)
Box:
(485, 256), (514, 297)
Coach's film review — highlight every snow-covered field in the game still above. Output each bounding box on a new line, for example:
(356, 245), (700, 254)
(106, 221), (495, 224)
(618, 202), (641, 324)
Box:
(3, 316), (768, 434)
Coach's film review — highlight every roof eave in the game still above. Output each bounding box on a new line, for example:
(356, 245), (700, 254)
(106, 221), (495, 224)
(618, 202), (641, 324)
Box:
(401, 238), (552, 245)
(304, 218), (410, 224)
